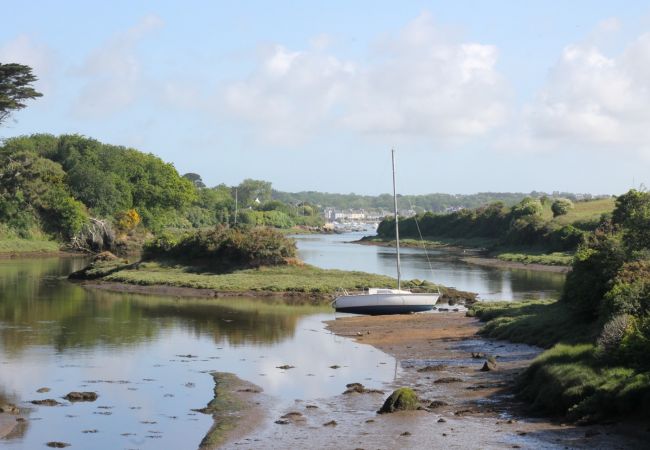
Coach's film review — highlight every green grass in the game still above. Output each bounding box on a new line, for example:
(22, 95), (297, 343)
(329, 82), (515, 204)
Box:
(0, 238), (60, 254)
(546, 197), (615, 225)
(468, 300), (596, 348)
(96, 261), (439, 296)
(469, 300), (650, 421)
(517, 344), (650, 421)
(495, 251), (573, 266)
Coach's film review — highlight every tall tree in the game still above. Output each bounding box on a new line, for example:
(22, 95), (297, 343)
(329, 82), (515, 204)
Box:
(0, 63), (43, 125)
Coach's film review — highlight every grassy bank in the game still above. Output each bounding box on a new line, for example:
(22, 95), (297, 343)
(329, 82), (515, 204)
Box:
(0, 238), (61, 255)
(495, 251), (573, 266)
(468, 301), (650, 422)
(72, 258), (475, 303)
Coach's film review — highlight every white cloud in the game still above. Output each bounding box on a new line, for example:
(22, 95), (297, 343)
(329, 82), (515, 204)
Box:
(219, 12), (509, 145)
(71, 14), (163, 118)
(519, 31), (650, 156)
(222, 44), (355, 144)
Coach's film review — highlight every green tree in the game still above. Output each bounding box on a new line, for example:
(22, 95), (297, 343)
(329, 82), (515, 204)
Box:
(0, 63), (43, 125)
(612, 189), (650, 251)
(183, 172), (206, 188)
(551, 198), (574, 217)
(236, 179), (272, 206)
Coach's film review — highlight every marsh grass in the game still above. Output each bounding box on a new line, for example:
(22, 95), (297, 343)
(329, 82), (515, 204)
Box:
(469, 300), (650, 420)
(102, 261), (425, 295)
(0, 238), (60, 254)
(495, 252), (573, 266)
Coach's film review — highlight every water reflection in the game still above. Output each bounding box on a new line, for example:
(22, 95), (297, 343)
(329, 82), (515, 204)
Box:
(0, 257), (395, 450)
(295, 232), (566, 300)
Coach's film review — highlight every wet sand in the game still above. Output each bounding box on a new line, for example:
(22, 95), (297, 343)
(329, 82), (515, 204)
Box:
(221, 312), (646, 449)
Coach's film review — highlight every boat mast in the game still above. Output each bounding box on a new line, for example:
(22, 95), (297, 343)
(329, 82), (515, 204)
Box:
(392, 148), (401, 290)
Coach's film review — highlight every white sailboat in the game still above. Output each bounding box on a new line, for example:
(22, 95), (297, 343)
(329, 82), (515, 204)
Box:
(332, 149), (440, 315)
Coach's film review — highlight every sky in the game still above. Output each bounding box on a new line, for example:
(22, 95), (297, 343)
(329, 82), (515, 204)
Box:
(2, 0), (650, 196)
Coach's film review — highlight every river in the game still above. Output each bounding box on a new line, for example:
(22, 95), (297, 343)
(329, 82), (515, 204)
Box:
(294, 231), (565, 301)
(0, 234), (565, 448)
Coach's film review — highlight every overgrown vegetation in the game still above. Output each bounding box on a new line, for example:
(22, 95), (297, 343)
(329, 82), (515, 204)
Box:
(0, 134), (323, 254)
(469, 190), (650, 422)
(374, 196), (614, 263)
(143, 226), (297, 271)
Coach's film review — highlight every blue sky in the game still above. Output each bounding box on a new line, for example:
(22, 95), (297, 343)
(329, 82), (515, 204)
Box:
(2, 1), (650, 195)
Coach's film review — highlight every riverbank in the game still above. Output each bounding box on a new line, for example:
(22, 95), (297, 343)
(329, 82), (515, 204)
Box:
(223, 312), (646, 449)
(0, 238), (67, 258)
(71, 258), (477, 304)
(357, 236), (572, 273)
(461, 256), (571, 273)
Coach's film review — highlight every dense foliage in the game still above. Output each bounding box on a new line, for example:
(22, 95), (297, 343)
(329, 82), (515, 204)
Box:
(143, 226), (297, 270)
(0, 135), (324, 252)
(472, 190), (650, 421)
(273, 189), (601, 213)
(377, 197), (587, 253)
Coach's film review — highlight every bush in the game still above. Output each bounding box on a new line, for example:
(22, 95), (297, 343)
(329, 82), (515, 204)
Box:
(552, 198), (574, 217)
(143, 226), (297, 270)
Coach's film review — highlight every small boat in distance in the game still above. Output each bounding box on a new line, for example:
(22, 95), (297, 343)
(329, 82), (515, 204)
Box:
(332, 149), (440, 315)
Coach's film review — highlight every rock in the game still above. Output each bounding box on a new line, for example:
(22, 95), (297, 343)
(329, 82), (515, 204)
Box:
(343, 383), (383, 395)
(434, 377), (463, 384)
(36, 387), (51, 393)
(274, 419), (289, 425)
(400, 431), (411, 436)
(329, 365), (341, 369)
(0, 403), (19, 414)
(276, 365), (295, 370)
(471, 352), (486, 359)
(46, 442), (70, 448)
(343, 383), (365, 394)
(378, 388), (420, 414)
(64, 392), (98, 402)
(416, 364), (446, 372)
(323, 420), (337, 427)
(437, 418), (446, 423)
(31, 399), (62, 406)
(280, 412), (305, 422)
(480, 360), (498, 371)
(305, 405), (318, 409)
(428, 400), (448, 409)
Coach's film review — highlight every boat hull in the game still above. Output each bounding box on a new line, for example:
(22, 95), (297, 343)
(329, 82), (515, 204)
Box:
(333, 293), (439, 315)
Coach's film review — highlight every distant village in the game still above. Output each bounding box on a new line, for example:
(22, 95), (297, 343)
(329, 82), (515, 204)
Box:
(320, 206), (463, 232)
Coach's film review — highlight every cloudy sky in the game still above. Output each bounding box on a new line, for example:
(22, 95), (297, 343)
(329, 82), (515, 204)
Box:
(2, 1), (650, 195)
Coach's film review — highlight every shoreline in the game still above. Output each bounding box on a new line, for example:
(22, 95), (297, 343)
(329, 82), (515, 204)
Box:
(0, 249), (83, 260)
(80, 280), (333, 302)
(258, 313), (646, 449)
(356, 238), (571, 273)
(461, 256), (571, 273)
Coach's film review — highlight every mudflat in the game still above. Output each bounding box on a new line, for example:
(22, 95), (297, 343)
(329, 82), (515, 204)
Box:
(222, 312), (647, 449)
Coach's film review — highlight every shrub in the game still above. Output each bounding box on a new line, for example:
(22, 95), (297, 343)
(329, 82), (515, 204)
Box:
(143, 226), (297, 270)
(552, 198), (574, 217)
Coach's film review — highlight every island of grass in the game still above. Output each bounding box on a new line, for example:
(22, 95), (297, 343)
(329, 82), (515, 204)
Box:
(70, 226), (475, 304)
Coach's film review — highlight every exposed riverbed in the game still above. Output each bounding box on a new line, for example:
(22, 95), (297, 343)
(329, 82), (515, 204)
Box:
(3, 234), (635, 449)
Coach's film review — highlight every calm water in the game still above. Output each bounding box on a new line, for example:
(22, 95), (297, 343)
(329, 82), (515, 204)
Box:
(0, 236), (564, 448)
(0, 257), (394, 449)
(294, 231), (566, 301)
